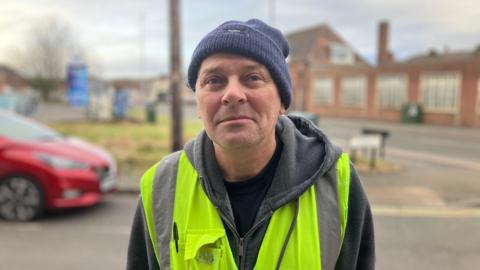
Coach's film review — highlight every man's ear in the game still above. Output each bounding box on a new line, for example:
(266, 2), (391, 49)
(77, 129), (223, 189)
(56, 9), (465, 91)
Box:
(280, 105), (286, 115)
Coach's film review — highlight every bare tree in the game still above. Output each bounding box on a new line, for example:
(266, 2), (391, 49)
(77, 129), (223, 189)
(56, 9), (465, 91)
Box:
(13, 17), (81, 100)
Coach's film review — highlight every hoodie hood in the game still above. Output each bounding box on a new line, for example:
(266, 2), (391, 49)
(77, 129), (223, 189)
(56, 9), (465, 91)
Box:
(184, 115), (342, 216)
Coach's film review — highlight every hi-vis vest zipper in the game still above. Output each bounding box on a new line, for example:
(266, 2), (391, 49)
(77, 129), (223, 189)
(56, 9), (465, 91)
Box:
(140, 151), (350, 270)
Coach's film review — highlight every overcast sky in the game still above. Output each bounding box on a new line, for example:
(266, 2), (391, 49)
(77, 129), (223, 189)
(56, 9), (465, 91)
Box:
(1, 0), (479, 79)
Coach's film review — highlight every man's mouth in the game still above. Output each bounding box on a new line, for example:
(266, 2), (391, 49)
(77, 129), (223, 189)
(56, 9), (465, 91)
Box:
(218, 116), (253, 124)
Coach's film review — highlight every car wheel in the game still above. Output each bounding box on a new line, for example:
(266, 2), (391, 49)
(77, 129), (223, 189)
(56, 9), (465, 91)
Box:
(0, 176), (44, 221)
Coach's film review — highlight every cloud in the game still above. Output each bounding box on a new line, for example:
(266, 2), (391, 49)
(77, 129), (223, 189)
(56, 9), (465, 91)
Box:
(274, 0), (480, 62)
(1, 0), (479, 77)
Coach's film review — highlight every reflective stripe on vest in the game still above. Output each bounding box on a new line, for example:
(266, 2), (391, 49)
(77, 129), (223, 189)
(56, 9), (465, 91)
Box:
(140, 161), (162, 264)
(140, 151), (351, 269)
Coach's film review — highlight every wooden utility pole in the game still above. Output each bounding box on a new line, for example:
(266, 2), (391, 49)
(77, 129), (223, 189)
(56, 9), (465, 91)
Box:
(169, 0), (183, 151)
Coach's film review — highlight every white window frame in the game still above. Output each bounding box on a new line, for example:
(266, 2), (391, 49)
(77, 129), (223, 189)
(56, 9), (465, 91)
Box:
(330, 43), (355, 65)
(313, 77), (334, 105)
(420, 71), (461, 113)
(341, 76), (366, 107)
(376, 74), (408, 109)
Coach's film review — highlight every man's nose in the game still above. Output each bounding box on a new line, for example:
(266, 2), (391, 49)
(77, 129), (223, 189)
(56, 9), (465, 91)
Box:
(221, 80), (246, 105)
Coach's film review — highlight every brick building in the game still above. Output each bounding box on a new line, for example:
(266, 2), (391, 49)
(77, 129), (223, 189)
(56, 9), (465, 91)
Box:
(287, 21), (480, 127)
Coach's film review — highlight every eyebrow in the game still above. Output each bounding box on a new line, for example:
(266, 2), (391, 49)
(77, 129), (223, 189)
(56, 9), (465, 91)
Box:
(198, 64), (268, 78)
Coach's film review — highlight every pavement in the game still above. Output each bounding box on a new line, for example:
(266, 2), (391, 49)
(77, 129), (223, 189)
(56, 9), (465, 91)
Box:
(33, 101), (480, 210)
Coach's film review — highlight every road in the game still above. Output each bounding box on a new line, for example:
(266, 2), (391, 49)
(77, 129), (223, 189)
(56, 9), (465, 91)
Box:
(318, 117), (480, 164)
(315, 117), (480, 207)
(375, 211), (480, 270)
(0, 194), (137, 270)
(1, 194), (479, 270)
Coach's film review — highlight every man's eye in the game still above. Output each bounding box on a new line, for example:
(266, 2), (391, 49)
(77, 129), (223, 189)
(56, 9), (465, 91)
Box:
(205, 77), (221, 85)
(246, 74), (263, 82)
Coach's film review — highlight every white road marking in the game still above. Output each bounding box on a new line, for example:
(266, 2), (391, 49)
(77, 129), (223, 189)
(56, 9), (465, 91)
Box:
(332, 138), (480, 171)
(387, 147), (480, 171)
(374, 205), (480, 218)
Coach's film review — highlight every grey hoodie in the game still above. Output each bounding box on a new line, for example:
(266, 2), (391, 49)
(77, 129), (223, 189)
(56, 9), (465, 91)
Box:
(127, 115), (375, 269)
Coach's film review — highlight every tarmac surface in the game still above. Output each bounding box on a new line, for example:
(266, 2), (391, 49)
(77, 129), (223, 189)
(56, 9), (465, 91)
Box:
(33, 101), (480, 211)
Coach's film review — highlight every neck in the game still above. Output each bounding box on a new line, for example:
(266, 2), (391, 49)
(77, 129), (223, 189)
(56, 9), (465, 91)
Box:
(214, 137), (277, 182)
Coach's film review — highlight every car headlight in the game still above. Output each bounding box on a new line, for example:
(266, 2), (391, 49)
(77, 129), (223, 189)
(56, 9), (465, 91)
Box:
(35, 153), (90, 170)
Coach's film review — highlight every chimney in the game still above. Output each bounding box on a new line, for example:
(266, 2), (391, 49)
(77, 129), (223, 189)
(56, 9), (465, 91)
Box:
(377, 21), (390, 66)
(428, 48), (438, 57)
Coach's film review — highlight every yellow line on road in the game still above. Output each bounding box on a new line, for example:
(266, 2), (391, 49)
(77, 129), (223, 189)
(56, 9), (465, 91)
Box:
(373, 206), (480, 218)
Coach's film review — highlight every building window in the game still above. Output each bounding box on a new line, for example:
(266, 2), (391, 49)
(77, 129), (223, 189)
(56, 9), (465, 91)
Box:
(330, 43), (354, 65)
(376, 74), (407, 109)
(313, 78), (333, 105)
(341, 76), (366, 107)
(420, 72), (460, 112)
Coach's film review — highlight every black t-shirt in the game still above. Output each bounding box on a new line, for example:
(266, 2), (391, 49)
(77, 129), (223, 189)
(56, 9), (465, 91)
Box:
(224, 139), (283, 237)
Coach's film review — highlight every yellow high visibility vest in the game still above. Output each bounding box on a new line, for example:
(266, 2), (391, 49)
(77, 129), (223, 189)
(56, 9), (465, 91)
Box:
(140, 151), (350, 269)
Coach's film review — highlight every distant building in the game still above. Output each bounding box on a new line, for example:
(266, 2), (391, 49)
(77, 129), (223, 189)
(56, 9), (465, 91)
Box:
(0, 65), (23, 88)
(0, 64), (40, 116)
(287, 21), (480, 128)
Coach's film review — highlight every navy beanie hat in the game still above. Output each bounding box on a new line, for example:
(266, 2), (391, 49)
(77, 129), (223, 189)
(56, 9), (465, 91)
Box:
(187, 19), (292, 109)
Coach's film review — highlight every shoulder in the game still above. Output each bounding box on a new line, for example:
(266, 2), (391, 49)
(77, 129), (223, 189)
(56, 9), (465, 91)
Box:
(140, 151), (183, 191)
(156, 151), (183, 171)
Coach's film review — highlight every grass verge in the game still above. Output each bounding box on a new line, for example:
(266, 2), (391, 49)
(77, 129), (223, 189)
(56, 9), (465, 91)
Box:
(50, 115), (203, 176)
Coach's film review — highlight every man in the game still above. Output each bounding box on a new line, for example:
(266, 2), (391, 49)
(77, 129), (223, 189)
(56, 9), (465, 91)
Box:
(127, 19), (374, 270)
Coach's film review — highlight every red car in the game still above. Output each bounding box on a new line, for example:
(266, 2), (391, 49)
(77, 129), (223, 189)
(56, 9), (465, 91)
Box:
(0, 112), (117, 221)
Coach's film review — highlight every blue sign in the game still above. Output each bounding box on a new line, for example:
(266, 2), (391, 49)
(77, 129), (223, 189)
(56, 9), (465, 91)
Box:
(113, 89), (129, 120)
(67, 59), (89, 107)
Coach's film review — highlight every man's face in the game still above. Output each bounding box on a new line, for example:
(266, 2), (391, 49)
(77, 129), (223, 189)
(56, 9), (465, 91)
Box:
(195, 53), (284, 150)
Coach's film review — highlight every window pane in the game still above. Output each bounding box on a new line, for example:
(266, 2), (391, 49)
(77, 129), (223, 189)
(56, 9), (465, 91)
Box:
(330, 43), (355, 65)
(314, 78), (333, 105)
(377, 74), (407, 108)
(420, 72), (459, 111)
(341, 76), (366, 107)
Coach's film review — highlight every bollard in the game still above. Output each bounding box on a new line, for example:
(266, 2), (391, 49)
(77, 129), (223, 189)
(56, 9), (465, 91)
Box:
(145, 102), (157, 124)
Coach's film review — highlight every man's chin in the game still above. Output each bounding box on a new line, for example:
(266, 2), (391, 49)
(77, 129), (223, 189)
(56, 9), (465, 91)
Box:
(215, 135), (259, 150)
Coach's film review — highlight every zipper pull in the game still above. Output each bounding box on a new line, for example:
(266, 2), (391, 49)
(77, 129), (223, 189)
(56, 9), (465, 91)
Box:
(239, 237), (244, 258)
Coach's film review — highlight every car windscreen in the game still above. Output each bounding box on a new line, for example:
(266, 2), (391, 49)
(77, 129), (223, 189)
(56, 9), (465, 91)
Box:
(0, 114), (62, 141)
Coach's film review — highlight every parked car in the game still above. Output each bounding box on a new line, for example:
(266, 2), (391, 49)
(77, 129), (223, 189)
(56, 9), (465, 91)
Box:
(0, 112), (117, 221)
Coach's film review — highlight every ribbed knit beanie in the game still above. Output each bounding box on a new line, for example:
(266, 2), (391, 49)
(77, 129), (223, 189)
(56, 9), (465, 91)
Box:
(187, 19), (292, 109)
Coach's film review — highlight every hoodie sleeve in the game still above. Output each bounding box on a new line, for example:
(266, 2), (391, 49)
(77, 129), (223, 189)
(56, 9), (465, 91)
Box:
(126, 199), (160, 270)
(335, 164), (376, 270)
